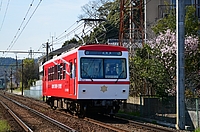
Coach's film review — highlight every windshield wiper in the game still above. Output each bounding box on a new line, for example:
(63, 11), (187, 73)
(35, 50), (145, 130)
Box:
(115, 70), (124, 83)
(82, 69), (93, 81)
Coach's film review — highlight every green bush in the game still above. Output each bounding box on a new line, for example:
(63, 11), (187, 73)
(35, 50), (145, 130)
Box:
(0, 120), (10, 132)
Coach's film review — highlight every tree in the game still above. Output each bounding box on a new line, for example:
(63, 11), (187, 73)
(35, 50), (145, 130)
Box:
(129, 45), (170, 97)
(147, 29), (199, 97)
(130, 29), (199, 97)
(152, 6), (199, 36)
(62, 38), (79, 47)
(141, 6), (200, 95)
(17, 58), (39, 88)
(78, 0), (120, 43)
(78, 0), (114, 20)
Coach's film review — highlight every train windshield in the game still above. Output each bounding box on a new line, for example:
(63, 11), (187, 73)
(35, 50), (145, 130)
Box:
(80, 58), (127, 79)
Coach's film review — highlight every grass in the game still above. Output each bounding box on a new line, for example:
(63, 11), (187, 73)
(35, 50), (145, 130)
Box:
(195, 128), (200, 132)
(0, 120), (10, 132)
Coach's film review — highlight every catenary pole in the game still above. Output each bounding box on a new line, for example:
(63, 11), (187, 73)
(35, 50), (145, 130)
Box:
(176, 0), (185, 130)
(22, 60), (24, 96)
(10, 68), (12, 93)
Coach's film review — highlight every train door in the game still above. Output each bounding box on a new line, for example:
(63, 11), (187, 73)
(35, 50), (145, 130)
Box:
(43, 67), (48, 95)
(69, 59), (76, 95)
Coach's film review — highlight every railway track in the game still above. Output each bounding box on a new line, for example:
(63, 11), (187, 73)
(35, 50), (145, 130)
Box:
(0, 101), (33, 132)
(114, 116), (177, 132)
(84, 114), (178, 132)
(1, 91), (123, 131)
(0, 94), (76, 132)
(1, 91), (181, 132)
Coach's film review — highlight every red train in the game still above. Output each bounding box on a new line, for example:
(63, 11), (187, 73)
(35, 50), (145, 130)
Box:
(42, 44), (130, 117)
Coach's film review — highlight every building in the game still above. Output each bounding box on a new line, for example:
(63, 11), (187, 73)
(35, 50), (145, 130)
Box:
(146, 0), (200, 37)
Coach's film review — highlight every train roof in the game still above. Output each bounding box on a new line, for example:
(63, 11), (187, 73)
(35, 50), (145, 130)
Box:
(43, 44), (128, 66)
(78, 44), (128, 51)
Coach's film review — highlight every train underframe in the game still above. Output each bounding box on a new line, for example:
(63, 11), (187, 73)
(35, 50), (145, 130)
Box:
(45, 96), (124, 118)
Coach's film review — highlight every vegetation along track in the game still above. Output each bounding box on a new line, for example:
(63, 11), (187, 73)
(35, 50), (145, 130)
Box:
(0, 93), (76, 132)
(2, 91), (181, 132)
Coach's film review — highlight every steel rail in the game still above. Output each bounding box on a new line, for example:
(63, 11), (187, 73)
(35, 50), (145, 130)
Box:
(84, 117), (130, 132)
(0, 101), (33, 132)
(115, 116), (177, 132)
(2, 94), (77, 132)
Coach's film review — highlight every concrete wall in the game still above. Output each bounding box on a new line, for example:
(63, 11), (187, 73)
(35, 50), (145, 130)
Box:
(24, 80), (42, 99)
(146, 0), (171, 27)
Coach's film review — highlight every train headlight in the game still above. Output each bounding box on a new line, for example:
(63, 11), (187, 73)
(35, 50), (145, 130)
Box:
(82, 89), (86, 93)
(122, 89), (126, 93)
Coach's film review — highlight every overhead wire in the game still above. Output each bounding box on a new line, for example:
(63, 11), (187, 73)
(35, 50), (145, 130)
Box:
(53, 21), (85, 44)
(37, 0), (152, 56)
(55, 21), (79, 41)
(53, 0), (152, 45)
(0, 0), (3, 12)
(93, 0), (153, 44)
(0, 0), (10, 32)
(11, 0), (35, 46)
(5, 0), (42, 57)
(32, 21), (84, 58)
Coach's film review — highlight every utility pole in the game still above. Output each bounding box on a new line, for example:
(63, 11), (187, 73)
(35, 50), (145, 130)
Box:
(46, 42), (49, 61)
(22, 60), (24, 96)
(4, 71), (7, 90)
(52, 36), (54, 51)
(16, 55), (19, 88)
(10, 68), (12, 93)
(119, 0), (144, 47)
(29, 47), (33, 59)
(176, 0), (185, 130)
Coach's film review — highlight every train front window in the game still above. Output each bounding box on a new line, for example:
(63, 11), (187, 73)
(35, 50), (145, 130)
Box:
(80, 58), (127, 79)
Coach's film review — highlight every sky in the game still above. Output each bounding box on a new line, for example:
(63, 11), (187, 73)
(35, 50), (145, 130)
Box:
(0, 0), (90, 59)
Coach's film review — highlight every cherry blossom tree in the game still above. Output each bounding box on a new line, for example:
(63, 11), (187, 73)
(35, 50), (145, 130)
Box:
(147, 29), (199, 96)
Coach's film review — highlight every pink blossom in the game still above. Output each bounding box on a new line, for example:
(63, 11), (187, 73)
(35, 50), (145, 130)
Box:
(147, 29), (199, 60)
(147, 29), (199, 95)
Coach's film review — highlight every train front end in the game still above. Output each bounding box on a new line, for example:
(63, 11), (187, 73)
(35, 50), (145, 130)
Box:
(77, 45), (130, 114)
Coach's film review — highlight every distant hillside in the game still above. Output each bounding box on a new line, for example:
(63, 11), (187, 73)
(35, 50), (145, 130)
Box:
(0, 57), (22, 77)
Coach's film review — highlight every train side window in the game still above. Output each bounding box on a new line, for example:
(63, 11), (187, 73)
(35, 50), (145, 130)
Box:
(60, 63), (63, 80)
(58, 65), (60, 80)
(48, 68), (50, 81)
(74, 59), (76, 78)
(70, 62), (73, 78)
(52, 66), (54, 80)
(63, 63), (66, 79)
(54, 65), (58, 80)
(51, 67), (53, 81)
(49, 67), (51, 81)
(44, 69), (47, 81)
(50, 67), (52, 81)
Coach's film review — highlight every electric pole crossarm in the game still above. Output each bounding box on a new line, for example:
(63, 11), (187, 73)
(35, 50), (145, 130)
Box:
(0, 50), (44, 54)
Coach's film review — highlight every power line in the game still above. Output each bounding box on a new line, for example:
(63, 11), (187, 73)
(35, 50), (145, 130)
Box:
(0, 0), (10, 32)
(0, 0), (3, 12)
(53, 21), (85, 44)
(55, 21), (79, 40)
(0, 50), (44, 54)
(8, 0), (35, 51)
(5, 0), (42, 57)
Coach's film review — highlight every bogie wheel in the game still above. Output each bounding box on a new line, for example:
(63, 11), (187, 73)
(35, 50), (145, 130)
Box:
(51, 106), (57, 110)
(49, 99), (57, 110)
(67, 102), (75, 115)
(77, 104), (86, 118)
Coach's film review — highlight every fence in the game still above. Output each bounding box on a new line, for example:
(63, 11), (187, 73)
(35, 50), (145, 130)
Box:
(121, 96), (200, 130)
(185, 98), (200, 129)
